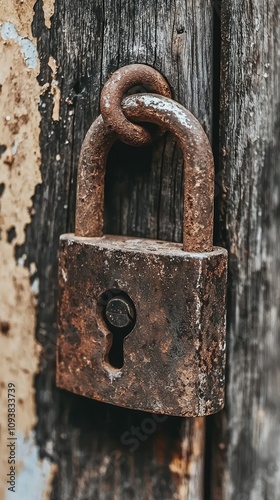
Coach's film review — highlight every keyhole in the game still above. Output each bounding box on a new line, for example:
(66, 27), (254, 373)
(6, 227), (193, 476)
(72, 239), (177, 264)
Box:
(100, 291), (136, 369)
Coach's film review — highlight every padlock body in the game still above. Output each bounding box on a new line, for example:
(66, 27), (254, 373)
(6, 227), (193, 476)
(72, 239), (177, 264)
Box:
(57, 234), (227, 417)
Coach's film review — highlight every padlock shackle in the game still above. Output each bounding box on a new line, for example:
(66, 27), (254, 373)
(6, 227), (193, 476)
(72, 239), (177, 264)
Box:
(75, 94), (214, 252)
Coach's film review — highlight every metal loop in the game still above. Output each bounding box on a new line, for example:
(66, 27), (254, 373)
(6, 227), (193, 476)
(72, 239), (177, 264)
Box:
(75, 94), (214, 253)
(100, 64), (172, 146)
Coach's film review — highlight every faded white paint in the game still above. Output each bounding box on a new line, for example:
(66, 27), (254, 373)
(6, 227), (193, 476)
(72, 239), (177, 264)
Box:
(7, 432), (54, 500)
(1, 22), (38, 68)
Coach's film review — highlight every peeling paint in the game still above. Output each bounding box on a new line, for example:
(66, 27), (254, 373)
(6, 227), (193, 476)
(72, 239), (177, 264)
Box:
(42, 0), (55, 29)
(0, 3), (56, 499)
(1, 22), (38, 69)
(6, 432), (56, 500)
(0, 1), (36, 39)
(31, 277), (40, 295)
(48, 56), (61, 121)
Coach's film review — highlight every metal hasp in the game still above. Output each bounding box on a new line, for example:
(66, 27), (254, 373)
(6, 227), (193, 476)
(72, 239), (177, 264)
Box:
(56, 64), (228, 417)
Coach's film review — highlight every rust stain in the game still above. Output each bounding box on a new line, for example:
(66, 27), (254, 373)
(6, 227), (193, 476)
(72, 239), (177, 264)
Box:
(169, 455), (189, 476)
(169, 418), (205, 499)
(100, 63), (172, 146)
(0, 321), (10, 334)
(2, 147), (15, 166)
(153, 432), (169, 466)
(57, 234), (227, 417)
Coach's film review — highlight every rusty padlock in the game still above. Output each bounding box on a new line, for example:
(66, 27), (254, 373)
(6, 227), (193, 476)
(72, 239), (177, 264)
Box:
(56, 92), (227, 417)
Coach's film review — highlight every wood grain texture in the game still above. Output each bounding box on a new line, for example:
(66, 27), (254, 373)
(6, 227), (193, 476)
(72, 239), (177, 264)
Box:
(212, 1), (280, 499)
(17, 0), (214, 498)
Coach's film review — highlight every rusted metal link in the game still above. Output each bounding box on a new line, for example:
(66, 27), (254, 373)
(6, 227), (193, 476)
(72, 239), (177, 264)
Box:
(75, 94), (214, 252)
(100, 64), (172, 146)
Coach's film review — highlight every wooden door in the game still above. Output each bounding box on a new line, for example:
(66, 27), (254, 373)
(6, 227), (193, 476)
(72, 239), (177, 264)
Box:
(0, 1), (279, 499)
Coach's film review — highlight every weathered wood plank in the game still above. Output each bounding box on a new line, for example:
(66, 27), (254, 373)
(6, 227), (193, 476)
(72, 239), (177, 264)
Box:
(13, 0), (215, 498)
(212, 1), (280, 498)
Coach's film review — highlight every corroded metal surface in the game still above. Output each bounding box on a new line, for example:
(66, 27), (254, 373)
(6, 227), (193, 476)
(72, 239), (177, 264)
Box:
(100, 64), (172, 146)
(76, 94), (214, 252)
(57, 83), (228, 417)
(74, 114), (115, 239)
(57, 235), (227, 417)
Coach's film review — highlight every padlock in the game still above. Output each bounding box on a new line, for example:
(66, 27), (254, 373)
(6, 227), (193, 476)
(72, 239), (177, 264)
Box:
(56, 93), (228, 417)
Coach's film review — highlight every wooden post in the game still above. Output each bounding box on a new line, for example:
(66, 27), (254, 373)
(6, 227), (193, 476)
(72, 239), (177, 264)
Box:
(1, 1), (214, 498)
(212, 1), (280, 498)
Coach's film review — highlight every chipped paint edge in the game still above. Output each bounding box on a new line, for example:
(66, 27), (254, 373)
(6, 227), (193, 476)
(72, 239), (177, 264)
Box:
(0, 2), (57, 499)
